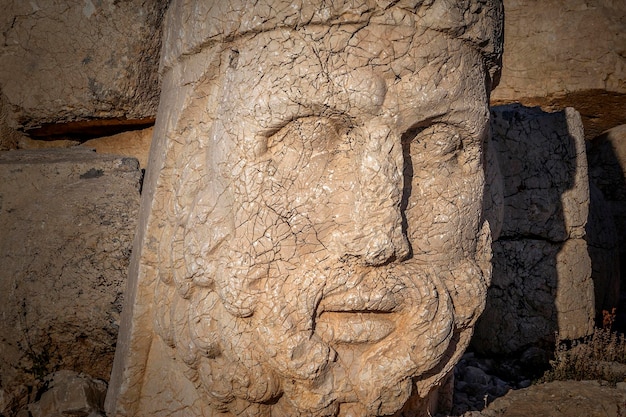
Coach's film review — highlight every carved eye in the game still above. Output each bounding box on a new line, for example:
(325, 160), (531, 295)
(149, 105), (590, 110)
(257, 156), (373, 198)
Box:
(402, 123), (463, 165)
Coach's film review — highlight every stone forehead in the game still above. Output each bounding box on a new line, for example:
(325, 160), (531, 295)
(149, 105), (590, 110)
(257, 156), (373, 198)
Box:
(161, 0), (503, 80)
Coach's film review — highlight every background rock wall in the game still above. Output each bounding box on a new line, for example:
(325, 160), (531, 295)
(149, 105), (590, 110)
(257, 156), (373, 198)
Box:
(473, 105), (595, 355)
(0, 0), (168, 143)
(0, 149), (141, 416)
(491, 0), (626, 140)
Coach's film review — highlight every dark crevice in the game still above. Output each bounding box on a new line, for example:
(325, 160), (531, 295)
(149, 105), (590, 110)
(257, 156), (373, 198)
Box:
(23, 117), (155, 141)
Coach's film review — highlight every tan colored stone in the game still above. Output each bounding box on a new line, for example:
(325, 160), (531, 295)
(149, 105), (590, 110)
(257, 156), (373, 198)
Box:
(80, 127), (154, 169)
(0, 0), (167, 133)
(0, 91), (27, 151)
(106, 2), (504, 417)
(15, 137), (80, 149)
(490, 0), (626, 139)
(0, 148), (141, 416)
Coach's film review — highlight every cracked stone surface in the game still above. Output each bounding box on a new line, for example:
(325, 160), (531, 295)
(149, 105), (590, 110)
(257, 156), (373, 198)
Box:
(0, 148), (141, 416)
(105, 1), (504, 416)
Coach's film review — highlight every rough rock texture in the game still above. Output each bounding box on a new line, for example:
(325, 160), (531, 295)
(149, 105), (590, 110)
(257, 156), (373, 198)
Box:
(463, 380), (626, 417)
(0, 91), (27, 151)
(0, 148), (141, 416)
(446, 349), (551, 416)
(3, 126), (154, 170)
(106, 1), (504, 417)
(586, 182), (621, 323)
(473, 105), (594, 355)
(0, 0), (167, 135)
(16, 371), (107, 417)
(490, 0), (626, 140)
(587, 124), (626, 320)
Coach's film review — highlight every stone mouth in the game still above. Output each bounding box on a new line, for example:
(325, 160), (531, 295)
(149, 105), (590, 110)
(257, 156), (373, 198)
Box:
(316, 311), (396, 344)
(315, 271), (408, 344)
(318, 280), (405, 314)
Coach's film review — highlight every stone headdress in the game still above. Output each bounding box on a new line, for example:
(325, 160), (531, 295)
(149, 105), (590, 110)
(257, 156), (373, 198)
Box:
(161, 0), (504, 89)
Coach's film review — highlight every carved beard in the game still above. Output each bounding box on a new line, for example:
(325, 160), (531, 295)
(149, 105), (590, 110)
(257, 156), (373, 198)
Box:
(166, 200), (487, 417)
(156, 235), (486, 417)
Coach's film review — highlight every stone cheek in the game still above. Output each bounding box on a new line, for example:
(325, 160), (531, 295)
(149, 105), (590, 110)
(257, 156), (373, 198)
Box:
(106, 2), (503, 417)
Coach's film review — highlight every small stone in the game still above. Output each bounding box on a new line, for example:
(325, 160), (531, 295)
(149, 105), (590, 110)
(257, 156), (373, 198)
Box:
(463, 366), (491, 385)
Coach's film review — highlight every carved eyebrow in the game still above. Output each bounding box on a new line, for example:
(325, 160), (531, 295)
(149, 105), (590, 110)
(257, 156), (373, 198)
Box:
(255, 98), (357, 139)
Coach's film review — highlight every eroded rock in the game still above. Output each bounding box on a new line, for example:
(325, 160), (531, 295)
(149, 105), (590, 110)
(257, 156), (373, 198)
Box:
(467, 380), (626, 417)
(0, 0), (167, 134)
(80, 127), (154, 170)
(17, 371), (106, 417)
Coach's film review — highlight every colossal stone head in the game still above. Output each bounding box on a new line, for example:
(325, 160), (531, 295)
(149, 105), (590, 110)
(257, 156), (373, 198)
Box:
(106, 1), (504, 416)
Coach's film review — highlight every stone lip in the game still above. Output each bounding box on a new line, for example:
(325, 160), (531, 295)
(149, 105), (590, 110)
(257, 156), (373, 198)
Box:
(316, 312), (396, 344)
(318, 279), (404, 314)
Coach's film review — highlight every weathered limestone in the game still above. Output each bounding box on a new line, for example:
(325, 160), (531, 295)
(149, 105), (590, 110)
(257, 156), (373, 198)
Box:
(106, 1), (504, 416)
(0, 91), (27, 151)
(0, 0), (167, 135)
(0, 148), (141, 416)
(473, 105), (594, 355)
(490, 0), (626, 140)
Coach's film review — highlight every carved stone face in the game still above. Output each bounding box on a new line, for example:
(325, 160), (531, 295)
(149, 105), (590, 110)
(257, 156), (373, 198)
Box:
(152, 12), (497, 417)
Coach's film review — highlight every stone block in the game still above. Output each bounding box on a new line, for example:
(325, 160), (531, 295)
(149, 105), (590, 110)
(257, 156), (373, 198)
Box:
(20, 371), (107, 417)
(490, 104), (589, 242)
(491, 0), (626, 139)
(473, 239), (594, 354)
(0, 148), (140, 415)
(80, 127), (153, 170)
(0, 0), (168, 134)
(473, 105), (595, 355)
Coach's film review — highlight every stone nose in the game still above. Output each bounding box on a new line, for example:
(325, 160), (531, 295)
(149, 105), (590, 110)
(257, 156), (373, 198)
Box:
(335, 124), (411, 266)
(357, 219), (411, 266)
